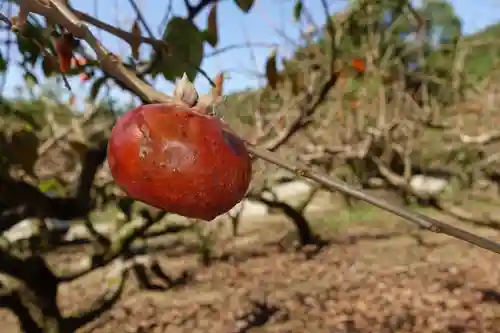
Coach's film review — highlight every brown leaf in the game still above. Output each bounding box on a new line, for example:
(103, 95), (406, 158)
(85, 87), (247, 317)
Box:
(53, 35), (74, 73)
(234, 0), (255, 13)
(42, 55), (56, 76)
(206, 3), (219, 47)
(265, 49), (279, 90)
(196, 72), (225, 113)
(130, 19), (141, 60)
(212, 72), (224, 99)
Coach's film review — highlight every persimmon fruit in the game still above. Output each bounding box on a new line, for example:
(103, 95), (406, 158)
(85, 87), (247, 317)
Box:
(80, 73), (89, 82)
(107, 102), (252, 221)
(351, 58), (366, 73)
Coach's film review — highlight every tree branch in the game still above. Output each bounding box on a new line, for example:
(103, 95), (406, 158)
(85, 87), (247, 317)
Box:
(64, 259), (130, 331)
(0, 142), (107, 233)
(15, 0), (500, 257)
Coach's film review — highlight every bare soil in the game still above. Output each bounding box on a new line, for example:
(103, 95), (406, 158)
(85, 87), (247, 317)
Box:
(2, 208), (500, 333)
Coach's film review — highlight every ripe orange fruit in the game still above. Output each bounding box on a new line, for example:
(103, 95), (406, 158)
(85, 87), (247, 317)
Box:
(80, 73), (89, 82)
(107, 102), (252, 221)
(351, 58), (366, 73)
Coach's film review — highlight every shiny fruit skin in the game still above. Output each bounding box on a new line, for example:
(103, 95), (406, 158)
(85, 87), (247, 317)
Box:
(107, 102), (252, 221)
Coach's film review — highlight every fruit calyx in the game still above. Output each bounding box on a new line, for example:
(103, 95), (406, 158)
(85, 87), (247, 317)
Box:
(107, 102), (251, 221)
(172, 72), (225, 118)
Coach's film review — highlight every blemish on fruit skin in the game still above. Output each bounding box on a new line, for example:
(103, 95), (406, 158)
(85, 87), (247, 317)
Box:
(221, 131), (241, 156)
(161, 140), (196, 171)
(138, 123), (153, 159)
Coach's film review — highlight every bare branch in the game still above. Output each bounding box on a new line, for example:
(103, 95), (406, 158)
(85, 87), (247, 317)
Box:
(65, 259), (130, 331)
(21, 0), (172, 103)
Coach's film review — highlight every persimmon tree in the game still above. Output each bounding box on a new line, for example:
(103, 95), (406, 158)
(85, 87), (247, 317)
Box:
(226, 0), (500, 242)
(0, 0), (500, 332)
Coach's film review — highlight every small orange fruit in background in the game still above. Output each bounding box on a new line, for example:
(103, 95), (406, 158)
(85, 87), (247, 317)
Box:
(80, 73), (89, 82)
(352, 58), (366, 73)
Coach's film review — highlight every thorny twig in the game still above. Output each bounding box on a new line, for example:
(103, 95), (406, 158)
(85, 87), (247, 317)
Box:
(15, 0), (500, 255)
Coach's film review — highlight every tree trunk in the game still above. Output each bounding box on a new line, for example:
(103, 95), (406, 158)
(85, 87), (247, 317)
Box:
(0, 294), (44, 333)
(1, 256), (66, 333)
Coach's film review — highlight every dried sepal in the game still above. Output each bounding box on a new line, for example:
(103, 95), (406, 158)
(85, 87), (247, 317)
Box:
(172, 73), (199, 107)
(197, 72), (225, 114)
(212, 72), (224, 99)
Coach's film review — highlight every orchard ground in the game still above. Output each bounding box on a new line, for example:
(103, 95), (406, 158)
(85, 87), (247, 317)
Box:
(1, 190), (500, 333)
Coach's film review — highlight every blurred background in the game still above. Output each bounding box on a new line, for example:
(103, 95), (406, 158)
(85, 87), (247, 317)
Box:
(2, 0), (500, 332)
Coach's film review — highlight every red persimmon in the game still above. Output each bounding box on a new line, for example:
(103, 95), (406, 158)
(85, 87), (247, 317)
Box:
(107, 102), (252, 221)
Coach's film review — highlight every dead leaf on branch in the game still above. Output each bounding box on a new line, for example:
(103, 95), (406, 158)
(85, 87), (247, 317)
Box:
(42, 55), (57, 76)
(51, 32), (78, 73)
(234, 0), (255, 13)
(206, 3), (219, 47)
(265, 49), (279, 90)
(130, 19), (141, 60)
(212, 72), (224, 99)
(197, 72), (225, 112)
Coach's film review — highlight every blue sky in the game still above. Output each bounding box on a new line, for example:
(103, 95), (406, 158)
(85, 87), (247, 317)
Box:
(1, 0), (500, 105)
